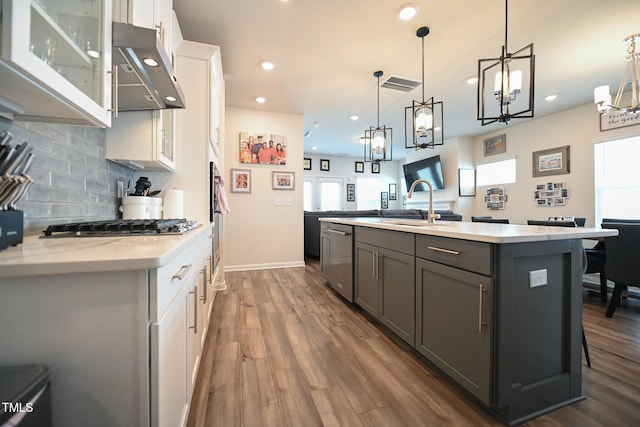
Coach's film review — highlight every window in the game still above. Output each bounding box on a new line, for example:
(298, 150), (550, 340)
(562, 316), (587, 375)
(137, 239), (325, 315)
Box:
(476, 158), (516, 186)
(303, 177), (343, 211)
(594, 136), (640, 225)
(356, 177), (384, 210)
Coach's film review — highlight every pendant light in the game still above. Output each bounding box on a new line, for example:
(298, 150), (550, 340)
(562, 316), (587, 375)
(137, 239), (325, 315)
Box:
(364, 71), (393, 162)
(477, 0), (535, 125)
(594, 33), (640, 114)
(405, 26), (444, 150)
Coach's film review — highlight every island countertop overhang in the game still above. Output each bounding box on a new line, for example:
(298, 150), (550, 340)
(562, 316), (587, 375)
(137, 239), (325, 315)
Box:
(319, 217), (618, 244)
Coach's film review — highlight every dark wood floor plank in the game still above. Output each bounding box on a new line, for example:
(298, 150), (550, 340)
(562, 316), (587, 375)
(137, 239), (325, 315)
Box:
(192, 262), (640, 427)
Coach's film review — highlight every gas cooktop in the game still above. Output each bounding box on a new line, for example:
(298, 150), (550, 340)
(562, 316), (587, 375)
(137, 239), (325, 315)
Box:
(42, 218), (199, 238)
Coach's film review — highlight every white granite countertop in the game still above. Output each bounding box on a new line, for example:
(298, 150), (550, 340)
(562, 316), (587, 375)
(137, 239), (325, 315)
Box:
(319, 217), (618, 244)
(0, 225), (209, 278)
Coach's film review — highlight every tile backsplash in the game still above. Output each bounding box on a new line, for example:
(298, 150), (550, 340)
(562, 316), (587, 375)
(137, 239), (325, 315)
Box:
(1, 117), (134, 235)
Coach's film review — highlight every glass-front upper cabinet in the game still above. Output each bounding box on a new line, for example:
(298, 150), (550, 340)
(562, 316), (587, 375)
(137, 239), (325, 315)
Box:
(0, 0), (112, 127)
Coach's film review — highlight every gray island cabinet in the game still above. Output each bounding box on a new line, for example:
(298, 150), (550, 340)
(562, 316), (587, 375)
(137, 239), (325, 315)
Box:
(320, 217), (617, 425)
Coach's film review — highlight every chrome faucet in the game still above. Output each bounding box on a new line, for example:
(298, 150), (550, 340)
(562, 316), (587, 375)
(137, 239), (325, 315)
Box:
(407, 179), (441, 223)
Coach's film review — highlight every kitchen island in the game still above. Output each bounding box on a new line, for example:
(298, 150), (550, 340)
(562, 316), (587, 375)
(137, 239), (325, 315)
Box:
(319, 217), (617, 425)
(0, 225), (218, 427)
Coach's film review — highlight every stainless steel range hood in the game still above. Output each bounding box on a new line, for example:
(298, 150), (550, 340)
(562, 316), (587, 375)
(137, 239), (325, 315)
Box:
(112, 22), (185, 111)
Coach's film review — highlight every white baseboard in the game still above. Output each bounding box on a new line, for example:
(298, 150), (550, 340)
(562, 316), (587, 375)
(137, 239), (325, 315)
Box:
(225, 260), (306, 272)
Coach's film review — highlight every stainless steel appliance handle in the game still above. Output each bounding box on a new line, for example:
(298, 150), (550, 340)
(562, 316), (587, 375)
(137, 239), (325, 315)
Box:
(427, 246), (460, 255)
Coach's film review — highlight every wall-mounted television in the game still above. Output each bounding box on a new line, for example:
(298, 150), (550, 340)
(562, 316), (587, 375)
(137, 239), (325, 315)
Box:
(402, 154), (445, 192)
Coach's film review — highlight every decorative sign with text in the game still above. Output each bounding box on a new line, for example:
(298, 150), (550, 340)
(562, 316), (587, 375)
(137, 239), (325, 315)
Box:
(600, 111), (640, 131)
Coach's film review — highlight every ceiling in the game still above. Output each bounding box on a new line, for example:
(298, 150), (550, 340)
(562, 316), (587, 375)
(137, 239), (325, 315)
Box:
(173, 0), (640, 160)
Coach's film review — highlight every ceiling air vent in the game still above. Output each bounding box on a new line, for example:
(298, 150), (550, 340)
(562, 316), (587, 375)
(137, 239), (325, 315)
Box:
(380, 76), (421, 92)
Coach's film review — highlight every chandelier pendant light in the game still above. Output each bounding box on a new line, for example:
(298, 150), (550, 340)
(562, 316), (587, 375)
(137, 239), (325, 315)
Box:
(594, 33), (640, 115)
(477, 0), (535, 125)
(405, 26), (444, 150)
(364, 70), (393, 162)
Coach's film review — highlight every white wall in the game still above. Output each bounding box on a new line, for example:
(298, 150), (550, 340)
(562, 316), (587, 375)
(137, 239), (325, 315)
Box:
(303, 154), (402, 210)
(469, 102), (640, 226)
(223, 107), (305, 271)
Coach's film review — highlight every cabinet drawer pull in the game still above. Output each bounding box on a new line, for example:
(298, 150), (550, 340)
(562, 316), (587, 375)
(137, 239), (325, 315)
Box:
(427, 246), (460, 255)
(327, 228), (351, 236)
(201, 266), (208, 304)
(172, 264), (192, 280)
(189, 286), (198, 334)
(478, 284), (487, 332)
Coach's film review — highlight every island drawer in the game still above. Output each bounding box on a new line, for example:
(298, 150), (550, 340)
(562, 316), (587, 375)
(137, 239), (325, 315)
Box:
(415, 235), (493, 276)
(355, 226), (414, 255)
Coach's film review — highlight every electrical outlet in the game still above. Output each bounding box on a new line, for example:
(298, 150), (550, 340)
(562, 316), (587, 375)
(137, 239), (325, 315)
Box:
(529, 269), (548, 288)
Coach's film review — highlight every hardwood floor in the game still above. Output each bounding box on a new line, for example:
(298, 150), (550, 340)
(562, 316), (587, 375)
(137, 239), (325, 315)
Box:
(188, 260), (640, 427)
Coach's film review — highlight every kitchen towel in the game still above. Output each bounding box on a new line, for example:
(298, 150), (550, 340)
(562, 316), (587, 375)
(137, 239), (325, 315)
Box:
(163, 188), (184, 219)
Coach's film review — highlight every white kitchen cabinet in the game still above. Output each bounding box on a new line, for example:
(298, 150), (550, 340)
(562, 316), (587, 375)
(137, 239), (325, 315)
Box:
(0, 226), (215, 427)
(106, 109), (176, 171)
(0, 0), (112, 126)
(112, 0), (172, 57)
(160, 41), (224, 226)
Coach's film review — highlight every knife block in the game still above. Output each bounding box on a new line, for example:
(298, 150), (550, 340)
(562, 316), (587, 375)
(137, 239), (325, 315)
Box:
(0, 210), (24, 250)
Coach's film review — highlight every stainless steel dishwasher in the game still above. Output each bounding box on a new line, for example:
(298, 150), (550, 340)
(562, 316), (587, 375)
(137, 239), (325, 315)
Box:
(320, 223), (354, 302)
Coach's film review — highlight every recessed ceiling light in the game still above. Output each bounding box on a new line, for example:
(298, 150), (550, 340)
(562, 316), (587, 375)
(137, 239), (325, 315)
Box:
(349, 115), (359, 121)
(261, 61), (275, 71)
(311, 146), (318, 151)
(143, 58), (159, 67)
(544, 94), (558, 102)
(464, 76), (478, 85)
(256, 96), (266, 103)
(398, 3), (419, 20)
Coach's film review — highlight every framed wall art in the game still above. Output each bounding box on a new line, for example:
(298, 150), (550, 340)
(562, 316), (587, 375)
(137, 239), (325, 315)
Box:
(272, 171), (295, 190)
(303, 158), (312, 170)
(532, 145), (570, 177)
(381, 191), (389, 209)
(347, 183), (356, 201)
(239, 131), (287, 165)
(484, 134), (506, 156)
(458, 168), (476, 197)
(355, 161), (364, 173)
(372, 162), (380, 174)
(230, 169), (251, 193)
(388, 183), (397, 200)
(320, 159), (330, 171)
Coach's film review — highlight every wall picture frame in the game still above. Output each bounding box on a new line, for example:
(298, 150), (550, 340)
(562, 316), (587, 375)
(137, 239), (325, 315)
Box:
(388, 183), (397, 200)
(346, 183), (356, 202)
(230, 169), (251, 193)
(320, 159), (330, 171)
(239, 131), (288, 165)
(372, 162), (380, 174)
(381, 191), (389, 209)
(484, 134), (506, 156)
(303, 158), (312, 170)
(458, 168), (476, 197)
(532, 145), (570, 177)
(272, 171), (295, 190)
(355, 161), (364, 173)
